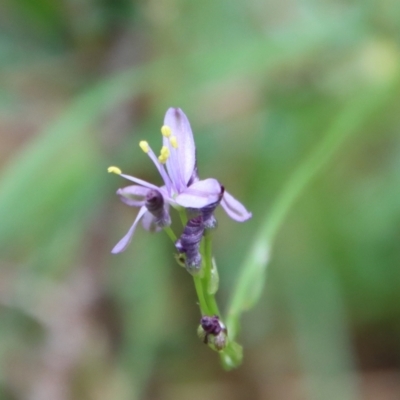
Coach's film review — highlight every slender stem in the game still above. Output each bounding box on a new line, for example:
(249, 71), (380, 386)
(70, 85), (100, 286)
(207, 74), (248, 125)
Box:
(193, 275), (209, 315)
(175, 209), (242, 367)
(163, 226), (177, 242)
(202, 232), (220, 316)
(178, 208), (187, 225)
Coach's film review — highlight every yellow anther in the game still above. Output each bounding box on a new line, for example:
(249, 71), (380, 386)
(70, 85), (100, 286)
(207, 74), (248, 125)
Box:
(160, 146), (170, 157)
(169, 136), (178, 149)
(139, 141), (149, 153)
(158, 146), (170, 164)
(108, 166), (122, 175)
(161, 125), (171, 137)
(158, 155), (167, 164)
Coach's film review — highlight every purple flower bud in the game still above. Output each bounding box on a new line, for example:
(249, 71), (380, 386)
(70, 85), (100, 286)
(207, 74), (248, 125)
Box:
(145, 189), (171, 228)
(200, 315), (222, 335)
(175, 216), (204, 273)
(198, 315), (227, 350)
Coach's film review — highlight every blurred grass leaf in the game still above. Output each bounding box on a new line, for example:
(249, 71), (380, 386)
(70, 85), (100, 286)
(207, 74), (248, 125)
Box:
(226, 71), (400, 339)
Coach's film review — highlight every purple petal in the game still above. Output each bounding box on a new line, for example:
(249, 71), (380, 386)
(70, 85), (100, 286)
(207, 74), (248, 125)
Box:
(141, 211), (163, 232)
(111, 206), (147, 254)
(163, 108), (196, 187)
(175, 178), (222, 208)
(157, 185), (170, 200)
(117, 185), (149, 207)
(221, 190), (252, 222)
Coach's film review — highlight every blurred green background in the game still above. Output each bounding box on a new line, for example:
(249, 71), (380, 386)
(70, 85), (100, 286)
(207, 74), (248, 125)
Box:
(1, 0), (400, 399)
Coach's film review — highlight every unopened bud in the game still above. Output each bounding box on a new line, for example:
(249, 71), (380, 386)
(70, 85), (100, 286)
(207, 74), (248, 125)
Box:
(200, 315), (222, 335)
(198, 315), (228, 351)
(145, 190), (171, 228)
(145, 189), (163, 212)
(175, 216), (204, 274)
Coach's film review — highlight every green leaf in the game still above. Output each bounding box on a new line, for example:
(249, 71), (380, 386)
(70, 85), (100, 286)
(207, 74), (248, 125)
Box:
(226, 71), (400, 340)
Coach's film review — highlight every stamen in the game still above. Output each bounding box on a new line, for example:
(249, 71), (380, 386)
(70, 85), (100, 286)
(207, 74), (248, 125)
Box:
(138, 142), (173, 193)
(108, 166), (122, 175)
(158, 146), (170, 164)
(170, 136), (178, 149)
(139, 141), (150, 153)
(161, 125), (171, 137)
(160, 146), (170, 157)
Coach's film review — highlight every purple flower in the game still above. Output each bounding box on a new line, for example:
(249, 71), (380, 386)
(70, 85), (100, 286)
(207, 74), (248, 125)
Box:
(108, 107), (252, 253)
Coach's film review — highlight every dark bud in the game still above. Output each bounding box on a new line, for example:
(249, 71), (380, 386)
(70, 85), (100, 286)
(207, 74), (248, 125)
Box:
(200, 315), (222, 335)
(145, 189), (163, 212)
(198, 315), (228, 351)
(200, 185), (225, 229)
(175, 216), (204, 273)
(145, 189), (170, 227)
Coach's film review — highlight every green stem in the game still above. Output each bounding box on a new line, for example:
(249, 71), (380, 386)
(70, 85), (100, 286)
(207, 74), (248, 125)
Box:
(163, 226), (177, 242)
(199, 230), (243, 369)
(202, 232), (220, 316)
(174, 209), (242, 367)
(193, 275), (209, 315)
(178, 208), (187, 225)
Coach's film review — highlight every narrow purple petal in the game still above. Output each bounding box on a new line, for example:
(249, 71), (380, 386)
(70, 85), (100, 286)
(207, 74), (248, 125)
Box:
(158, 185), (170, 199)
(175, 178), (222, 208)
(111, 206), (147, 253)
(163, 108), (196, 187)
(141, 211), (163, 232)
(220, 190), (252, 222)
(117, 185), (149, 207)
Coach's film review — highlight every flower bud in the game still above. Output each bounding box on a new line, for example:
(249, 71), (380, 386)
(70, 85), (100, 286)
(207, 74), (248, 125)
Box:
(200, 315), (222, 335)
(145, 189), (171, 227)
(198, 315), (228, 351)
(175, 216), (204, 274)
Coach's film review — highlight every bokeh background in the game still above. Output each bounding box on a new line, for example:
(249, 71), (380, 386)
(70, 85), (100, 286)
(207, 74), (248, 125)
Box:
(1, 0), (400, 399)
